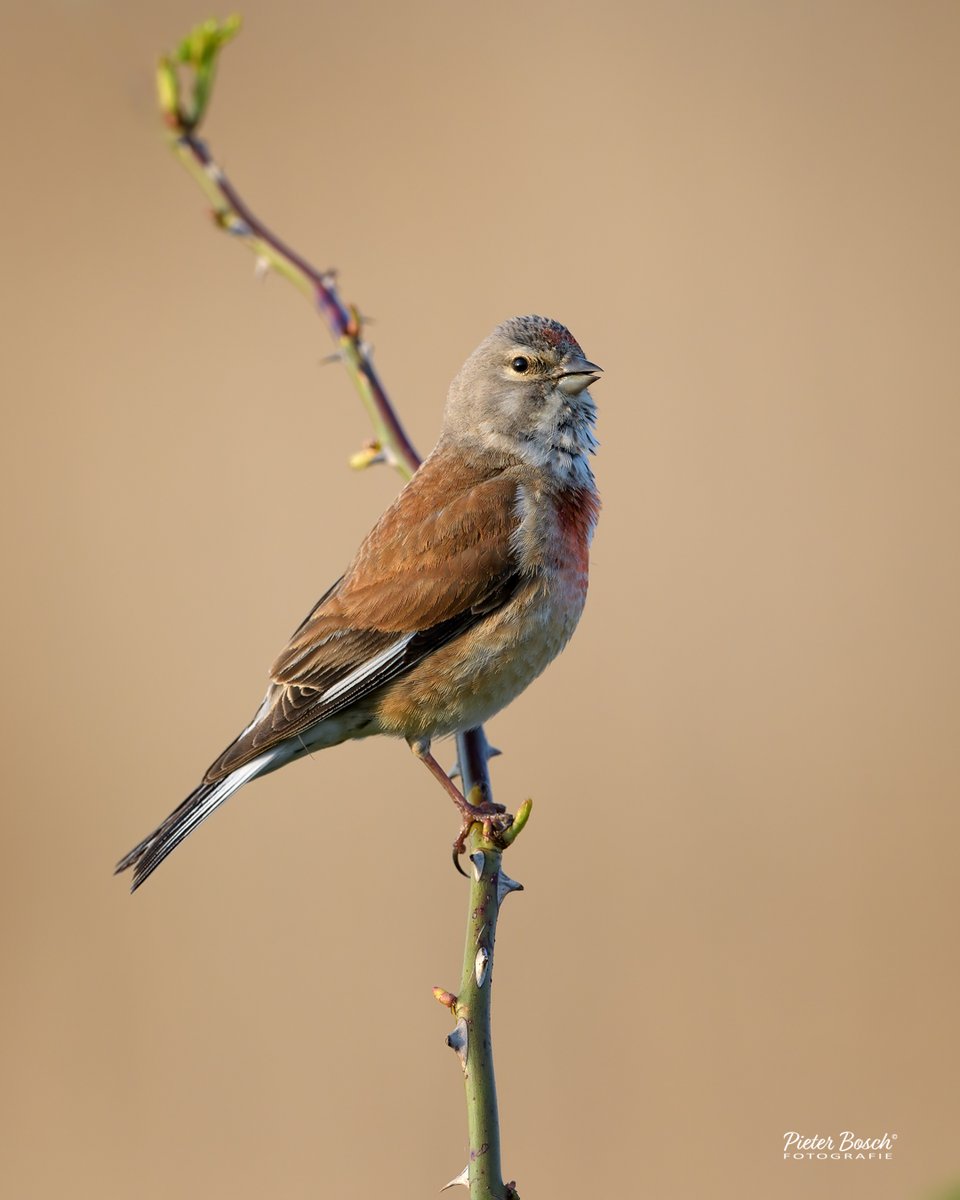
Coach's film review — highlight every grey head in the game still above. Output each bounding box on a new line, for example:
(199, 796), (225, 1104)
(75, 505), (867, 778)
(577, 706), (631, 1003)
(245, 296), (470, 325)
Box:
(442, 315), (601, 486)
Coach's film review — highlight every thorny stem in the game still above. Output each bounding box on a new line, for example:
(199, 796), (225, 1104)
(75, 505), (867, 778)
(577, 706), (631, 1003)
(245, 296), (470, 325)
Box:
(437, 815), (531, 1200)
(460, 832), (507, 1199)
(168, 132), (421, 477)
(158, 21), (420, 479)
(157, 18), (525, 1196)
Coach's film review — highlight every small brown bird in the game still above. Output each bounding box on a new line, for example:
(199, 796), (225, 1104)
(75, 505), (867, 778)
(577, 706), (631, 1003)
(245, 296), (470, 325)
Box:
(116, 315), (601, 890)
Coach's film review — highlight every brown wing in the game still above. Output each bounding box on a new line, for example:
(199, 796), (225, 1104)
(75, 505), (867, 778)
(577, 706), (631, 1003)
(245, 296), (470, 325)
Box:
(203, 463), (524, 781)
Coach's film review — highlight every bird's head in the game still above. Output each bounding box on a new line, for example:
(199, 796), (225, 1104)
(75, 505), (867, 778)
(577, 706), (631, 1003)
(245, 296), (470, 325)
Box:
(442, 315), (601, 484)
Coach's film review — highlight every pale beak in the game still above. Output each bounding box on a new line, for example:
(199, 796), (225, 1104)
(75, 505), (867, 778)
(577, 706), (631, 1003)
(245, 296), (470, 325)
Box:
(557, 355), (603, 396)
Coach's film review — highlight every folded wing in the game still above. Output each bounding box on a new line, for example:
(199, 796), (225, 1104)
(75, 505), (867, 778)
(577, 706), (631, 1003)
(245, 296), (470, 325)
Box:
(203, 466), (525, 781)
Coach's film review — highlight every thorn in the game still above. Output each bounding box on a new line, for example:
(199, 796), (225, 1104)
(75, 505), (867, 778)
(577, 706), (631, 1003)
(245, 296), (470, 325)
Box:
(474, 727), (502, 762)
(433, 987), (457, 1010)
(318, 351), (342, 367)
(474, 947), (490, 988)
(440, 1165), (470, 1191)
(253, 255), (270, 280)
(470, 851), (485, 881)
(496, 869), (524, 906)
(446, 1017), (468, 1069)
(446, 1017), (468, 1075)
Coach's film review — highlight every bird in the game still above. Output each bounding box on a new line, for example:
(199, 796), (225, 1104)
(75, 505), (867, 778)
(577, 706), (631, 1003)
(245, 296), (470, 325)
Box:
(115, 315), (601, 891)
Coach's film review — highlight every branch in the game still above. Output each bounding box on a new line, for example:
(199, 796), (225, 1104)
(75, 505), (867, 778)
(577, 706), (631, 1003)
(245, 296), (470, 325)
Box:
(156, 16), (419, 479)
(156, 18), (525, 1197)
(435, 804), (532, 1200)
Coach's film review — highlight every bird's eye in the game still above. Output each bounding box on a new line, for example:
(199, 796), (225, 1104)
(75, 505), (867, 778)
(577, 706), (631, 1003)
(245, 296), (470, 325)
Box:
(511, 356), (529, 373)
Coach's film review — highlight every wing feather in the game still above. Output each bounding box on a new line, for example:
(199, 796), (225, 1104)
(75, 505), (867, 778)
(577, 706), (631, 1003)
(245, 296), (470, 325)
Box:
(203, 462), (525, 782)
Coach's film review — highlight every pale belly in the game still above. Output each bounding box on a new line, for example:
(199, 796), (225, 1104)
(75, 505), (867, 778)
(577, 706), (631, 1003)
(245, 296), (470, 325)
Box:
(371, 574), (588, 741)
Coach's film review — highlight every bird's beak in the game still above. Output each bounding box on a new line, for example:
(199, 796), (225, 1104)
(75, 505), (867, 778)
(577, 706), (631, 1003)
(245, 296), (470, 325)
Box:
(557, 354), (603, 396)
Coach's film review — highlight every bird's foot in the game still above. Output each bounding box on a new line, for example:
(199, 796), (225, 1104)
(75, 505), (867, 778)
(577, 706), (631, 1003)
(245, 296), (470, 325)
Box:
(406, 737), (513, 875)
(451, 792), (513, 875)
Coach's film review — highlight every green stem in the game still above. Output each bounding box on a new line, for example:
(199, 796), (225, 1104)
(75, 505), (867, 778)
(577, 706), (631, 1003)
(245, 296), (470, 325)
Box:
(440, 820), (528, 1200)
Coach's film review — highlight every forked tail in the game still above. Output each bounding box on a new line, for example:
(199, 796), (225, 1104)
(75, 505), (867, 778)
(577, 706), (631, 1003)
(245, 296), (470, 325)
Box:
(114, 753), (277, 892)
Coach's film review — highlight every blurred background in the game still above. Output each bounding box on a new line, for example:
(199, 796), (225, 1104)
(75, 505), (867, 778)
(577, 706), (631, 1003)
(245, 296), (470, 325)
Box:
(2, 1), (958, 1197)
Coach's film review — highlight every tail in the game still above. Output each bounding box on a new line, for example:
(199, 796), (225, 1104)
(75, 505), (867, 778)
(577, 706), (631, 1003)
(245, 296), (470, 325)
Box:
(114, 752), (278, 892)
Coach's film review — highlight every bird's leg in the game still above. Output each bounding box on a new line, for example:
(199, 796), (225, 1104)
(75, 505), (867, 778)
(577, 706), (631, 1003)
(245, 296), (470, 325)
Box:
(409, 738), (510, 868)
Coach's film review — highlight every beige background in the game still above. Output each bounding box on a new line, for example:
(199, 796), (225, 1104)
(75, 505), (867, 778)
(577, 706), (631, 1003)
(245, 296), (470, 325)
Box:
(2, 1), (959, 1197)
